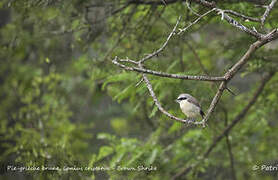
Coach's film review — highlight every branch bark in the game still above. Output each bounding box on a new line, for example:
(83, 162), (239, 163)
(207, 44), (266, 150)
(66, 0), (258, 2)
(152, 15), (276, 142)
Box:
(202, 29), (278, 126)
(218, 10), (262, 39)
(223, 9), (260, 22)
(112, 0), (278, 127)
(204, 72), (275, 158)
(112, 57), (225, 81)
(113, 28), (278, 126)
(261, 0), (277, 26)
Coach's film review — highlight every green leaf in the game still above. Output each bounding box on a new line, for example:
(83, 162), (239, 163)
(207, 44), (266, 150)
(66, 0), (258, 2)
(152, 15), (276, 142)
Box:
(114, 84), (135, 103)
(72, 19), (80, 30)
(146, 148), (158, 165)
(97, 133), (115, 141)
(46, 8), (59, 20)
(127, 151), (144, 166)
(149, 106), (158, 118)
(89, 154), (97, 167)
(97, 146), (114, 161)
(110, 118), (128, 135)
(168, 122), (182, 134)
(102, 73), (136, 89)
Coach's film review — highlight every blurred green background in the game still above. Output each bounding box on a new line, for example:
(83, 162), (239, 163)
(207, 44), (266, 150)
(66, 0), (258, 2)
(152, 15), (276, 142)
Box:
(1, 0), (278, 179)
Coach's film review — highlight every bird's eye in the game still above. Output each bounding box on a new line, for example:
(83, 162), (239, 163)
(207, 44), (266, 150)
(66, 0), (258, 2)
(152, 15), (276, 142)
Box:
(178, 97), (187, 100)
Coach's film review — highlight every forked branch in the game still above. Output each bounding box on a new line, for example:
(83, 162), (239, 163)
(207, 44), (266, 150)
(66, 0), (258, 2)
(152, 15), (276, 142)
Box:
(112, 1), (278, 127)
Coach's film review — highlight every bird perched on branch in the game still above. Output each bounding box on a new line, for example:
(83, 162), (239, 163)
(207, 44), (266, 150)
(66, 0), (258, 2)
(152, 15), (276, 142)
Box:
(176, 93), (205, 121)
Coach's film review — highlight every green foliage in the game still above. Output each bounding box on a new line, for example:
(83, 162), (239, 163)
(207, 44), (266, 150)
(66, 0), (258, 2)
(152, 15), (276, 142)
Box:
(1, 0), (278, 180)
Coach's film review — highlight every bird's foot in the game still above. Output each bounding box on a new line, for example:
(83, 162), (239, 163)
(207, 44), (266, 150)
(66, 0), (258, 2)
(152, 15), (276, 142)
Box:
(187, 117), (196, 123)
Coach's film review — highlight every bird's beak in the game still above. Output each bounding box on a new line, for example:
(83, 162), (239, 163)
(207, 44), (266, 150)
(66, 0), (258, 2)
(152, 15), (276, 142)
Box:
(175, 99), (179, 103)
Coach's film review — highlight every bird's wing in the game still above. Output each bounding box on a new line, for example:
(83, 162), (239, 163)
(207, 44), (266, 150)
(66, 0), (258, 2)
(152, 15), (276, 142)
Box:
(187, 97), (201, 108)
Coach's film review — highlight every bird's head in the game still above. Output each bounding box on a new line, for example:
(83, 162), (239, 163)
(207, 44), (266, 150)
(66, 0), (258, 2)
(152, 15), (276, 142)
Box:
(175, 93), (192, 103)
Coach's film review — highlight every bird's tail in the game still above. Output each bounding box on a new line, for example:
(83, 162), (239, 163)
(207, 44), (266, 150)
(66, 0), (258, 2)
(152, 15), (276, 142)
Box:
(200, 110), (205, 118)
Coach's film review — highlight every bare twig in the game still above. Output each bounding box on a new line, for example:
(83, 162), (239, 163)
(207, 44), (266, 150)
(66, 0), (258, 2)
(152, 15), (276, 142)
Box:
(225, 87), (236, 96)
(119, 58), (139, 64)
(178, 8), (216, 34)
(191, 0), (215, 8)
(161, 0), (167, 6)
(112, 0), (278, 128)
(128, 0), (179, 5)
(135, 77), (144, 87)
(190, 0), (263, 39)
(139, 16), (181, 63)
(187, 0), (259, 22)
(173, 71), (275, 179)
(192, 0), (260, 22)
(215, 8), (263, 39)
(186, 0), (201, 16)
(113, 28), (278, 127)
(113, 57), (225, 81)
(103, 32), (127, 61)
(223, 10), (260, 22)
(180, 6), (262, 39)
(261, 0), (277, 26)
(225, 29), (278, 81)
(201, 81), (226, 126)
(101, 5), (139, 61)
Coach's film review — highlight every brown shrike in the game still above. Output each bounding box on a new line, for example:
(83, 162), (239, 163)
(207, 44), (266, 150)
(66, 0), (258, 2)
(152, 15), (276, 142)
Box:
(176, 93), (205, 121)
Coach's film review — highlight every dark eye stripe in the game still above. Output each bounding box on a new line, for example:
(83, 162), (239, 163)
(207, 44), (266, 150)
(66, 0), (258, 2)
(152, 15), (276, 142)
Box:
(178, 97), (187, 100)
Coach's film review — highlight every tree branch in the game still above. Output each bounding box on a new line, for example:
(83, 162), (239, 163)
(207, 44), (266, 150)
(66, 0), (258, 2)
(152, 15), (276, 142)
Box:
(217, 10), (262, 39)
(113, 27), (278, 126)
(173, 71), (275, 179)
(223, 9), (260, 22)
(139, 16), (181, 63)
(178, 8), (215, 34)
(191, 0), (260, 22)
(186, 1), (201, 16)
(261, 0), (277, 26)
(190, 0), (263, 39)
(204, 72), (275, 158)
(112, 0), (278, 127)
(112, 57), (225, 81)
(128, 0), (179, 5)
(191, 0), (216, 8)
(202, 29), (278, 126)
(201, 81), (226, 126)
(225, 29), (278, 81)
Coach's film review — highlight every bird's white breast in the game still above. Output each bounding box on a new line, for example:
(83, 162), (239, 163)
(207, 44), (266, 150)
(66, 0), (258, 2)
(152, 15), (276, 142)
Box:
(180, 100), (200, 118)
